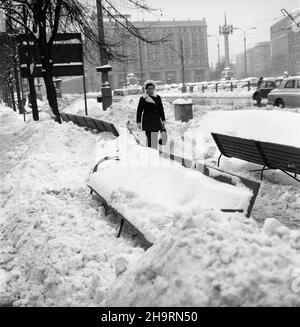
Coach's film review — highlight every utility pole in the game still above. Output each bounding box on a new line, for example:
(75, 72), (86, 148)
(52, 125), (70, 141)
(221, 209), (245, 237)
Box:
(96, 0), (112, 110)
(234, 27), (256, 78)
(180, 39), (186, 93)
(244, 31), (247, 78)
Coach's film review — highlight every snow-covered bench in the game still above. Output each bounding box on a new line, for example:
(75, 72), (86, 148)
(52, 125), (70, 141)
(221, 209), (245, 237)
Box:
(212, 133), (300, 182)
(60, 112), (119, 137)
(159, 151), (261, 218)
(88, 130), (261, 246)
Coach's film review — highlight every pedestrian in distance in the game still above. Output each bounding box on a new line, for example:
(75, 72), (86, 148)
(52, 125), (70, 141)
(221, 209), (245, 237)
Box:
(283, 71), (290, 79)
(257, 77), (264, 89)
(253, 77), (263, 107)
(136, 80), (166, 149)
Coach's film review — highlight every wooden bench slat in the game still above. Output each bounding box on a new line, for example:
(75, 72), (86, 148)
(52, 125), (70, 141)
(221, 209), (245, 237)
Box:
(75, 116), (88, 128)
(260, 142), (300, 155)
(220, 145), (262, 158)
(84, 117), (98, 130)
(262, 153), (300, 165)
(260, 148), (300, 162)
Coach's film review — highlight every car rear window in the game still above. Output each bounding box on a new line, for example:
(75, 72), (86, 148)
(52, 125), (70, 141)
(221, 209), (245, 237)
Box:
(265, 81), (275, 88)
(284, 80), (296, 88)
(113, 91), (124, 96)
(297, 80), (300, 88)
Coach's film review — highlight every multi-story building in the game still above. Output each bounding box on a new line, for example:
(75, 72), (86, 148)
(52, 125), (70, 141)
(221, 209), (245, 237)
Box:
(235, 42), (271, 78)
(253, 42), (271, 77)
(270, 11), (300, 76)
(84, 18), (210, 90)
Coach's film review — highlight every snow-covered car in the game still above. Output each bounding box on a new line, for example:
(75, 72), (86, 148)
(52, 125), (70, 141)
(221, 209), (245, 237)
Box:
(268, 77), (300, 108)
(112, 88), (142, 99)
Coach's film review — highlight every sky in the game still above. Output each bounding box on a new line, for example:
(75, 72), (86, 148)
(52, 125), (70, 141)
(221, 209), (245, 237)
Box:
(114, 0), (300, 66)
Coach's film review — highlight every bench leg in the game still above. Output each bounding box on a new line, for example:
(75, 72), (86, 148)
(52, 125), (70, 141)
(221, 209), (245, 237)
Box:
(281, 170), (300, 182)
(260, 166), (266, 180)
(249, 166), (270, 180)
(117, 219), (125, 238)
(217, 154), (223, 167)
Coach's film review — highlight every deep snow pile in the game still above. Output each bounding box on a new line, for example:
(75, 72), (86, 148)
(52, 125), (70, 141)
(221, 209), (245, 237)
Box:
(88, 129), (253, 243)
(106, 208), (300, 306)
(185, 109), (300, 148)
(64, 97), (300, 229)
(0, 106), (142, 306)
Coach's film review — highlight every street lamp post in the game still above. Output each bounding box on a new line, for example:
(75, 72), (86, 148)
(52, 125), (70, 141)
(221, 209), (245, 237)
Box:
(234, 27), (256, 78)
(207, 34), (220, 66)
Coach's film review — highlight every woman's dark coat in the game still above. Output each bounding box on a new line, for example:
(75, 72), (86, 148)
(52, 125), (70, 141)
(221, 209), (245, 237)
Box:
(136, 94), (166, 132)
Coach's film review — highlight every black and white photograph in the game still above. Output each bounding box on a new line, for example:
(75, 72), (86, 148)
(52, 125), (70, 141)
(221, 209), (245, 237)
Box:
(0, 0), (300, 311)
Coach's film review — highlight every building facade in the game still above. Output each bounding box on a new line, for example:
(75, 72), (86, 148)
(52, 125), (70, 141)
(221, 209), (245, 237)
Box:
(235, 42), (271, 78)
(84, 19), (210, 90)
(253, 42), (271, 77)
(270, 12), (300, 76)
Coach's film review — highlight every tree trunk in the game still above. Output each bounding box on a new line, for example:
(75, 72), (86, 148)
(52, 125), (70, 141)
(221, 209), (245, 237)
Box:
(43, 71), (61, 123)
(28, 76), (39, 121)
(13, 47), (23, 114)
(9, 82), (16, 111)
(4, 82), (11, 107)
(40, 45), (61, 123)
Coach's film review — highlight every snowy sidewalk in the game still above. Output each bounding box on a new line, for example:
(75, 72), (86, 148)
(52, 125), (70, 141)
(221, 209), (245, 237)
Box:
(0, 106), (142, 306)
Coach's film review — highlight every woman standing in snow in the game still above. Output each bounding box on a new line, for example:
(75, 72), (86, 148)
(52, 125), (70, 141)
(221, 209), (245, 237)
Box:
(136, 80), (166, 149)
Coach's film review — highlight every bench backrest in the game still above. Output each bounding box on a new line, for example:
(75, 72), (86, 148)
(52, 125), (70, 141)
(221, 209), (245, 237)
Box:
(60, 112), (119, 137)
(212, 133), (300, 175)
(211, 133), (265, 166)
(259, 141), (300, 174)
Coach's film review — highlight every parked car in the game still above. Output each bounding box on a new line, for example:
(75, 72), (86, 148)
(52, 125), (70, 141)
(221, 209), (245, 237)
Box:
(252, 78), (283, 105)
(267, 76), (300, 108)
(97, 88), (142, 103)
(113, 88), (142, 97)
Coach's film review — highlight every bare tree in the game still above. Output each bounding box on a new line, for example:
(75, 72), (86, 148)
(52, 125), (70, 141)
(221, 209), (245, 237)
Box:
(0, 33), (17, 111)
(0, 0), (166, 123)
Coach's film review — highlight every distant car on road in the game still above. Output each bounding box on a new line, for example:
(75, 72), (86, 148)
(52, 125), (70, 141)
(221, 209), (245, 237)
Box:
(267, 76), (300, 108)
(97, 88), (142, 103)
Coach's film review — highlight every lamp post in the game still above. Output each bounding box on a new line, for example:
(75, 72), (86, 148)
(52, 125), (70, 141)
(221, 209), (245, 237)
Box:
(234, 27), (256, 78)
(207, 34), (220, 66)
